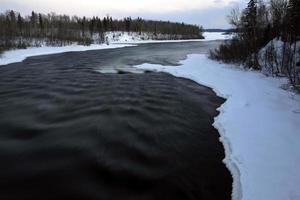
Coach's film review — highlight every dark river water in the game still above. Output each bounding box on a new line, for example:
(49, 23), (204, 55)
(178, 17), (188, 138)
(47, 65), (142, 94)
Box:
(0, 41), (232, 200)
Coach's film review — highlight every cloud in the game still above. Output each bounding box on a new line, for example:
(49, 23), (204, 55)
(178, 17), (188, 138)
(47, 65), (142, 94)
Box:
(0, 0), (246, 28)
(0, 0), (242, 15)
(213, 0), (224, 4)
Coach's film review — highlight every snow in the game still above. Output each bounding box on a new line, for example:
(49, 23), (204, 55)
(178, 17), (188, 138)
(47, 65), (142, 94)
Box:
(105, 31), (152, 43)
(0, 43), (134, 66)
(134, 54), (300, 200)
(106, 31), (230, 44)
(203, 32), (233, 41)
(1, 27), (299, 199)
(258, 38), (300, 76)
(0, 32), (229, 66)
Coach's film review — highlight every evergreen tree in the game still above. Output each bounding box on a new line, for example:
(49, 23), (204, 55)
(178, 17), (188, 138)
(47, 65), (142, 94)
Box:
(287, 0), (300, 41)
(17, 13), (23, 35)
(8, 10), (17, 38)
(0, 10), (203, 51)
(103, 17), (108, 31)
(125, 17), (131, 32)
(243, 0), (260, 68)
(39, 13), (44, 34)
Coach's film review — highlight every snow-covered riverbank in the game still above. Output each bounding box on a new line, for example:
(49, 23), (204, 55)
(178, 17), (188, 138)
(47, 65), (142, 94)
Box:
(0, 32), (229, 66)
(106, 31), (231, 44)
(134, 54), (300, 200)
(0, 44), (135, 66)
(1, 29), (298, 199)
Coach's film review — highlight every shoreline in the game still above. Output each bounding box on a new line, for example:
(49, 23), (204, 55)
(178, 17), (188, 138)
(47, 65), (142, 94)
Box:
(133, 54), (300, 200)
(0, 55), (232, 199)
(0, 32), (230, 66)
(0, 44), (135, 66)
(133, 56), (242, 200)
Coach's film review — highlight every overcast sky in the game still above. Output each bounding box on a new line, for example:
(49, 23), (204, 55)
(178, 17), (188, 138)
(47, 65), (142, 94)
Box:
(0, 0), (247, 29)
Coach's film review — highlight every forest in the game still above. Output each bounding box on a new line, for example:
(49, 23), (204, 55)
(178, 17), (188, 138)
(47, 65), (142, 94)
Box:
(210, 0), (300, 89)
(0, 10), (204, 53)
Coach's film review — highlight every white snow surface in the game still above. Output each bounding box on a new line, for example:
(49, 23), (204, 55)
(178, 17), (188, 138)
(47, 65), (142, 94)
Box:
(202, 32), (232, 41)
(134, 54), (300, 200)
(0, 44), (134, 66)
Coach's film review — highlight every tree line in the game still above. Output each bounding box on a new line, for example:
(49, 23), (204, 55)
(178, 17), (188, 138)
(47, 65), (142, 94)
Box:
(0, 10), (203, 53)
(210, 0), (300, 89)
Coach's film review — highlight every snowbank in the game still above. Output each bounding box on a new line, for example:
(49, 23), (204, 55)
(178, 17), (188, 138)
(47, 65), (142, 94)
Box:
(203, 32), (233, 41)
(0, 44), (134, 66)
(134, 54), (300, 200)
(107, 32), (230, 44)
(105, 31), (202, 43)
